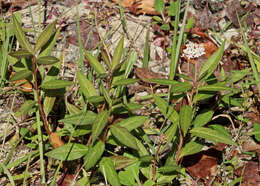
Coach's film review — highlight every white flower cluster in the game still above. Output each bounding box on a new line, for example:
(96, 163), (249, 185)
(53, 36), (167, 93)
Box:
(181, 41), (206, 59)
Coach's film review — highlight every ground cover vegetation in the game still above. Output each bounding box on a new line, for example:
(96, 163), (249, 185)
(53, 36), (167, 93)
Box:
(0, 0), (260, 185)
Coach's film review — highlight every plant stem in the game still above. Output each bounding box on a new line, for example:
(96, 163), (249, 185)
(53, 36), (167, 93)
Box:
(32, 56), (51, 135)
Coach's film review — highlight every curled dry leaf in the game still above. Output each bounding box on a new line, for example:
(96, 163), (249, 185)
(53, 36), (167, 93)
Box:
(50, 132), (65, 148)
(134, 67), (166, 84)
(111, 0), (135, 7)
(111, 0), (168, 15)
(182, 148), (222, 182)
(10, 72), (33, 93)
(242, 139), (260, 153)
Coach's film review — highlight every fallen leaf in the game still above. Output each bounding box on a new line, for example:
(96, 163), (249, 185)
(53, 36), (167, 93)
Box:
(244, 111), (260, 124)
(182, 148), (222, 182)
(242, 139), (260, 153)
(112, 0), (168, 15)
(202, 40), (218, 58)
(58, 174), (79, 186)
(10, 72), (33, 93)
(50, 132), (65, 148)
(134, 67), (166, 84)
(111, 0), (135, 7)
(235, 161), (260, 186)
(225, 1), (256, 28)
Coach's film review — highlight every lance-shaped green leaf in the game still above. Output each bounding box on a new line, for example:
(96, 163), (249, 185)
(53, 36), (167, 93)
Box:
(34, 20), (57, 53)
(38, 27), (61, 57)
(142, 30), (150, 68)
(101, 50), (111, 70)
(179, 105), (193, 136)
(110, 125), (139, 150)
(198, 41), (225, 81)
(88, 96), (104, 104)
(153, 95), (178, 124)
(193, 109), (214, 127)
(160, 122), (178, 153)
(92, 110), (109, 141)
(100, 84), (112, 107)
(59, 111), (96, 126)
(154, 0), (165, 14)
(65, 102), (81, 115)
(125, 52), (136, 78)
(36, 56), (60, 65)
(9, 49), (32, 58)
(76, 71), (98, 99)
(84, 141), (105, 170)
(99, 157), (121, 186)
(112, 36), (124, 71)
(110, 156), (137, 170)
(10, 70), (32, 81)
(179, 141), (204, 158)
(43, 96), (56, 116)
(14, 100), (36, 117)
(116, 116), (148, 131)
(41, 79), (73, 89)
(147, 79), (192, 93)
(45, 143), (88, 161)
(85, 50), (106, 75)
(112, 78), (139, 86)
(198, 83), (233, 91)
(190, 127), (237, 146)
(12, 15), (33, 53)
(253, 124), (260, 142)
(158, 165), (182, 174)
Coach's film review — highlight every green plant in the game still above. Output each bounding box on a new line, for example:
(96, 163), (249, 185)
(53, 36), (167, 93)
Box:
(2, 0), (248, 185)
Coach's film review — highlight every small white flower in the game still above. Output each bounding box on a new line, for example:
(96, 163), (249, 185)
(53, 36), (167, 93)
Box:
(181, 41), (205, 59)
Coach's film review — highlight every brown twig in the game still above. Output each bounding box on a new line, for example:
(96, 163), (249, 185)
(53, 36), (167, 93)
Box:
(32, 56), (51, 135)
(176, 126), (183, 163)
(152, 143), (162, 181)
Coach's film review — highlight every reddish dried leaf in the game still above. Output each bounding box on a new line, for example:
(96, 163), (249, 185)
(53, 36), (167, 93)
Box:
(112, 0), (167, 15)
(111, 0), (135, 7)
(244, 111), (260, 124)
(58, 174), (78, 186)
(10, 72), (33, 93)
(235, 161), (260, 186)
(134, 67), (166, 84)
(182, 148), (222, 182)
(201, 40), (218, 58)
(242, 140), (260, 153)
(50, 132), (65, 148)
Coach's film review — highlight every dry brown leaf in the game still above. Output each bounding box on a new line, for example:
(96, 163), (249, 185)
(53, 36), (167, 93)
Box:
(5, 0), (38, 12)
(182, 148), (222, 182)
(50, 132), (65, 148)
(244, 111), (260, 124)
(111, 0), (135, 7)
(112, 0), (167, 15)
(10, 72), (33, 93)
(134, 67), (166, 84)
(235, 161), (260, 186)
(242, 140), (260, 153)
(202, 40), (218, 58)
